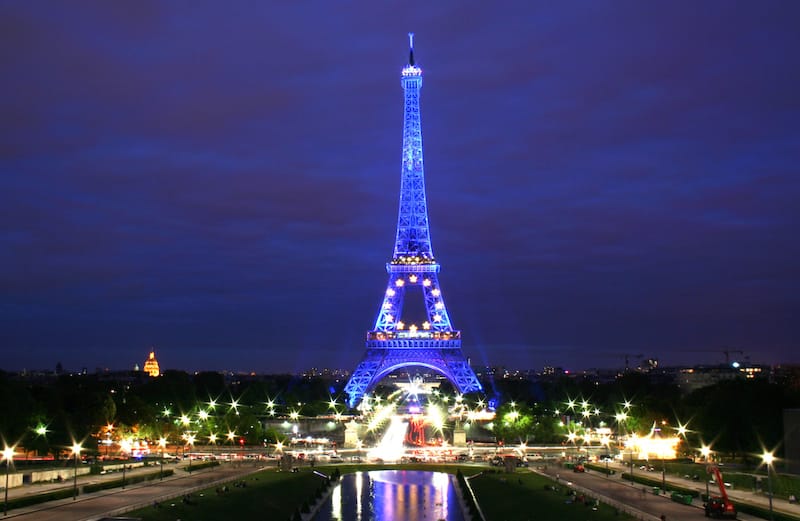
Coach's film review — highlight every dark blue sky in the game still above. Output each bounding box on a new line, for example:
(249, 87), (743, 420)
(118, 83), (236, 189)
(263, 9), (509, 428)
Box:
(2, 2), (799, 374)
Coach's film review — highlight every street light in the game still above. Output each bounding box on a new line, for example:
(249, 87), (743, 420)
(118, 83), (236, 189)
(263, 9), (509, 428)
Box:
(629, 448), (635, 486)
(158, 437), (167, 481)
(762, 451), (775, 521)
(104, 424), (114, 459)
(700, 445), (712, 500)
(186, 434), (196, 472)
(3, 445), (15, 516)
(70, 443), (82, 501)
(208, 433), (218, 461)
(600, 436), (611, 478)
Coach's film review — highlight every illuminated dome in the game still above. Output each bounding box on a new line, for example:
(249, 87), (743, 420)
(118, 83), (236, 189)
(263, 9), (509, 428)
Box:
(143, 350), (160, 377)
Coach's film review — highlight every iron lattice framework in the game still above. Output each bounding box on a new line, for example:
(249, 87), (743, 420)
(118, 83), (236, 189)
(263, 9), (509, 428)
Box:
(345, 35), (482, 408)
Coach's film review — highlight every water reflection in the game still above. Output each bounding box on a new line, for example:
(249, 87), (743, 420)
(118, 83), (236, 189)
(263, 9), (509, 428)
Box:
(313, 470), (464, 521)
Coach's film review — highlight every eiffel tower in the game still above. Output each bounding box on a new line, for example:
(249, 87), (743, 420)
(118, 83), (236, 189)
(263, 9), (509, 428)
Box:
(345, 34), (482, 408)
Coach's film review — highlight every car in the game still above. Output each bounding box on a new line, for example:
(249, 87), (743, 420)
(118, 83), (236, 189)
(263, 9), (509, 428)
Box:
(573, 464), (585, 473)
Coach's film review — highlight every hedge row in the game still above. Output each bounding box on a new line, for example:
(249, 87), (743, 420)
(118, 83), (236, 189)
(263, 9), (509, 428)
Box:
(619, 472), (699, 497)
(291, 468), (340, 521)
(456, 469), (482, 519)
(585, 463), (616, 475)
(185, 460), (220, 472)
(733, 500), (800, 521)
(5, 487), (75, 512)
(83, 469), (174, 493)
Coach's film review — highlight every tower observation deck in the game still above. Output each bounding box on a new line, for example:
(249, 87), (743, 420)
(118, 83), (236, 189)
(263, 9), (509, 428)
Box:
(344, 34), (482, 408)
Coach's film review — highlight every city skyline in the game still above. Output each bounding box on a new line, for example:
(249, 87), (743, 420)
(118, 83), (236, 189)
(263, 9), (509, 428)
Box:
(2, 3), (799, 374)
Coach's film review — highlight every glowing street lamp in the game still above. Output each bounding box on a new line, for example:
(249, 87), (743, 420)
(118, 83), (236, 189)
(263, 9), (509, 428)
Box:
(158, 437), (167, 481)
(71, 443), (82, 500)
(186, 434), (196, 472)
(700, 445), (711, 461)
(3, 445), (16, 516)
(103, 423), (114, 458)
(600, 437), (611, 477)
(700, 445), (712, 499)
(762, 451), (775, 521)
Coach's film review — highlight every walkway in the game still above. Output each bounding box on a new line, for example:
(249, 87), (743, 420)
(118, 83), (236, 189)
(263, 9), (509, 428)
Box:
(537, 463), (799, 521)
(3, 461), (267, 521)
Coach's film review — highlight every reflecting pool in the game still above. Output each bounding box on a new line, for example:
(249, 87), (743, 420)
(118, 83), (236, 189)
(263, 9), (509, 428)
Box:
(313, 470), (465, 521)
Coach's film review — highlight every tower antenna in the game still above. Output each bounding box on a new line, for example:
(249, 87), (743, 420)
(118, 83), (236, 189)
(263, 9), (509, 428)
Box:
(408, 32), (415, 66)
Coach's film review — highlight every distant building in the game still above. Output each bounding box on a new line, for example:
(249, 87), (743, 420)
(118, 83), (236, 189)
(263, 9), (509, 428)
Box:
(143, 350), (160, 377)
(675, 364), (768, 393)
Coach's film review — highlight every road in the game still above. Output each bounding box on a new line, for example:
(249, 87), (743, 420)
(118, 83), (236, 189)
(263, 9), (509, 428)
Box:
(537, 465), (767, 521)
(4, 462), (266, 521)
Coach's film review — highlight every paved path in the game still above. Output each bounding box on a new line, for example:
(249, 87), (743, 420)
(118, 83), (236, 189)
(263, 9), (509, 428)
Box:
(4, 462), (267, 521)
(537, 464), (794, 521)
(603, 462), (799, 518)
(4, 462), (181, 501)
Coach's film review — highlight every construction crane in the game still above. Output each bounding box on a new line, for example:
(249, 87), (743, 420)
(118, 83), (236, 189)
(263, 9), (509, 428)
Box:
(704, 464), (737, 518)
(721, 349), (744, 365)
(623, 353), (643, 371)
(681, 349), (746, 366)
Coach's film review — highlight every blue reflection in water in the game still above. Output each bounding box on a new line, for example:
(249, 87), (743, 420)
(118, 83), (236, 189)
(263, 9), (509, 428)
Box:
(313, 470), (465, 521)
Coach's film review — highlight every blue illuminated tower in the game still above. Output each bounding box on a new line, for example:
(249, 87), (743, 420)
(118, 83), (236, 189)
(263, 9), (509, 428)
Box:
(345, 34), (482, 408)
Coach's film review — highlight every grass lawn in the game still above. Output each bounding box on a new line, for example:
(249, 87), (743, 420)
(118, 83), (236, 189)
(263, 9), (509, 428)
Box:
(130, 468), (326, 520)
(469, 470), (636, 521)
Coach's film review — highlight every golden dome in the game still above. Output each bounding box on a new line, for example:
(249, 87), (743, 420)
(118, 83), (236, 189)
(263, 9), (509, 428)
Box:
(143, 350), (160, 377)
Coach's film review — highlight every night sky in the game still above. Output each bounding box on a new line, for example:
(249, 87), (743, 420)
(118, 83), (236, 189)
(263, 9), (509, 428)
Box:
(2, 2), (799, 374)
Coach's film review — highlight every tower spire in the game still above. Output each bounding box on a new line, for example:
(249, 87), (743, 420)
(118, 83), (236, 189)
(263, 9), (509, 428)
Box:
(408, 32), (415, 66)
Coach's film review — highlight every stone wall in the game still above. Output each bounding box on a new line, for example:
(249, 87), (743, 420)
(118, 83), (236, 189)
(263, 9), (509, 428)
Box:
(31, 467), (91, 483)
(102, 461), (144, 472)
(0, 472), (24, 489)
